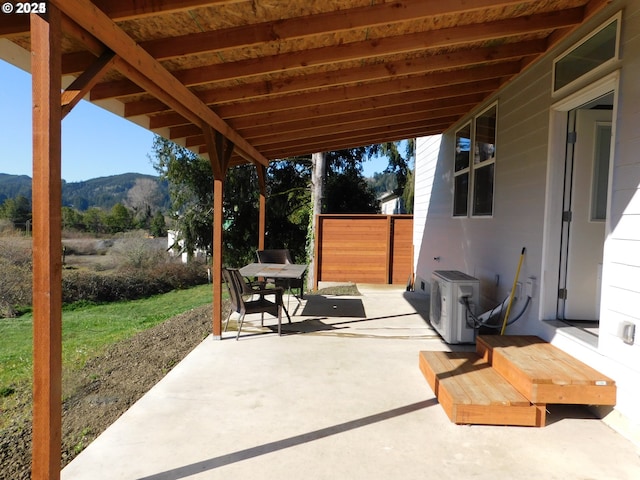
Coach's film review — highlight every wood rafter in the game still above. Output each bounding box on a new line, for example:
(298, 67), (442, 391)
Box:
(0, 0), (240, 37)
(49, 0), (267, 167)
(123, 39), (546, 118)
(158, 78), (502, 133)
(14, 3), (615, 478)
(89, 8), (582, 101)
(59, 0), (532, 76)
(9, 0), (602, 164)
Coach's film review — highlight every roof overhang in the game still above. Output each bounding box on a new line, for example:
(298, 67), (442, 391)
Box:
(0, 0), (612, 168)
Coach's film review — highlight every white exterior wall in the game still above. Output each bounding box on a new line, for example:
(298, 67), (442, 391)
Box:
(597, 1), (640, 436)
(413, 135), (441, 293)
(413, 0), (640, 441)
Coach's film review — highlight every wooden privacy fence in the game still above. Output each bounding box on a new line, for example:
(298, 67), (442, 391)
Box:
(314, 214), (413, 287)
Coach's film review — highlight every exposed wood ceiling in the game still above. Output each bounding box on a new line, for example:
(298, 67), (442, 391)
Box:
(0, 0), (611, 169)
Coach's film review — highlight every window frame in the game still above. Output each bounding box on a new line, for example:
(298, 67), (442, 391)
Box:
(471, 103), (497, 217)
(452, 122), (472, 217)
(452, 103), (497, 218)
(552, 12), (621, 96)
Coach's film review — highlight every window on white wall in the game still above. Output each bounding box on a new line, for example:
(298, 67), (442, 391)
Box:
(472, 104), (496, 216)
(453, 123), (471, 216)
(553, 13), (620, 94)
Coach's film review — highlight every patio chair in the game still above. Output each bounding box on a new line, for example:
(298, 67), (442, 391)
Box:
(256, 249), (305, 299)
(222, 267), (289, 340)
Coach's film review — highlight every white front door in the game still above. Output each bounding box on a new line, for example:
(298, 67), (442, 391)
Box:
(560, 108), (612, 321)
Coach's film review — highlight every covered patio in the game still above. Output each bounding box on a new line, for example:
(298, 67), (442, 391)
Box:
(0, 0), (620, 477)
(60, 286), (640, 479)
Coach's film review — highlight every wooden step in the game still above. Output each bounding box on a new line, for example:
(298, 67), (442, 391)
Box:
(419, 351), (546, 427)
(476, 335), (616, 405)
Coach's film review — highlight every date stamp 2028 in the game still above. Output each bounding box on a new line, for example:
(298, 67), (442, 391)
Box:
(2, 2), (48, 14)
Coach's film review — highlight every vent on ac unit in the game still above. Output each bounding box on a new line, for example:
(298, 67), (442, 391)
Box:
(429, 270), (479, 344)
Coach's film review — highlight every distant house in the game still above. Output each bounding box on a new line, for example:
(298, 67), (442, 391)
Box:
(412, 4), (640, 444)
(378, 191), (404, 214)
(167, 230), (207, 263)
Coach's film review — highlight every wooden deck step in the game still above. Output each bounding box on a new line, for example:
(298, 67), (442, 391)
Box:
(476, 335), (616, 406)
(419, 351), (546, 427)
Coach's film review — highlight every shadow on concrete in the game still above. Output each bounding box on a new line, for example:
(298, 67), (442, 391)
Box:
(300, 295), (366, 317)
(402, 290), (430, 325)
(137, 399), (438, 480)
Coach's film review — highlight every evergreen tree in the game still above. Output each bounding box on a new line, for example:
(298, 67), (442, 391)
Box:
(0, 195), (31, 229)
(150, 211), (167, 237)
(106, 203), (133, 233)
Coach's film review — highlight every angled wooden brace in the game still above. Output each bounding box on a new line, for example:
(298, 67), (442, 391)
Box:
(61, 50), (116, 118)
(203, 125), (234, 180)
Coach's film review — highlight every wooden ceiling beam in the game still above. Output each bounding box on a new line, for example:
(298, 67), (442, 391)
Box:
(228, 86), (496, 131)
(177, 9), (581, 87)
(139, 0), (531, 59)
(50, 0), (268, 167)
(185, 107), (462, 149)
(214, 63), (520, 120)
(123, 39), (545, 118)
(246, 125), (453, 159)
(58, 0), (534, 74)
(265, 127), (449, 156)
(149, 112), (191, 130)
(0, 0), (239, 38)
(93, 0), (244, 20)
(196, 117), (459, 154)
(152, 77), (502, 132)
(170, 90), (488, 141)
(237, 122), (444, 161)
(238, 103), (479, 142)
(246, 114), (464, 149)
(88, 7), (582, 101)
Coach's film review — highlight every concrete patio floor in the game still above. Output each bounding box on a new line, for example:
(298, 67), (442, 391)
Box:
(62, 285), (640, 480)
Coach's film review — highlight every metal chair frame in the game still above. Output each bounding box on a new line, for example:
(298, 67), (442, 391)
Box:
(222, 267), (289, 339)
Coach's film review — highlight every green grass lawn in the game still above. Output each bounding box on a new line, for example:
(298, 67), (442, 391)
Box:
(0, 284), (214, 394)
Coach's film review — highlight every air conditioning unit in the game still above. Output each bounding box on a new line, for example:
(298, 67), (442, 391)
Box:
(430, 270), (479, 344)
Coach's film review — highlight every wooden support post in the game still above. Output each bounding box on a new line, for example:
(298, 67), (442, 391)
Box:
(257, 165), (267, 251)
(212, 178), (223, 339)
(205, 128), (234, 339)
(31, 8), (63, 480)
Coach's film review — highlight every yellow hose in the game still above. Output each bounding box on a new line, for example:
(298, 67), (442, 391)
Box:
(500, 247), (526, 335)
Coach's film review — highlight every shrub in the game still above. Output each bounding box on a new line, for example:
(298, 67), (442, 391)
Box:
(62, 238), (113, 256)
(62, 261), (208, 304)
(0, 219), (17, 235)
(0, 232), (208, 315)
(109, 231), (164, 269)
(0, 238), (32, 317)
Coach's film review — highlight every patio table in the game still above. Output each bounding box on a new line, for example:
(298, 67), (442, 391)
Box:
(240, 262), (308, 309)
(240, 262), (307, 280)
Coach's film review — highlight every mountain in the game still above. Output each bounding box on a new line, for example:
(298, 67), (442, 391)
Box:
(0, 174), (32, 204)
(0, 173), (170, 211)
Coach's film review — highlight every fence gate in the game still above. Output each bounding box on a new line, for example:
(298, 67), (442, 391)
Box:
(314, 214), (413, 287)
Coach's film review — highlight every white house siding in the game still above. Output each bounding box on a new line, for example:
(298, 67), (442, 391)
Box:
(413, 135), (441, 293)
(414, 63), (552, 329)
(413, 1), (640, 440)
(597, 1), (640, 437)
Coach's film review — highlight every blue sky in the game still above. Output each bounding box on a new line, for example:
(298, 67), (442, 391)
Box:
(1, 60), (157, 182)
(0, 60), (388, 182)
